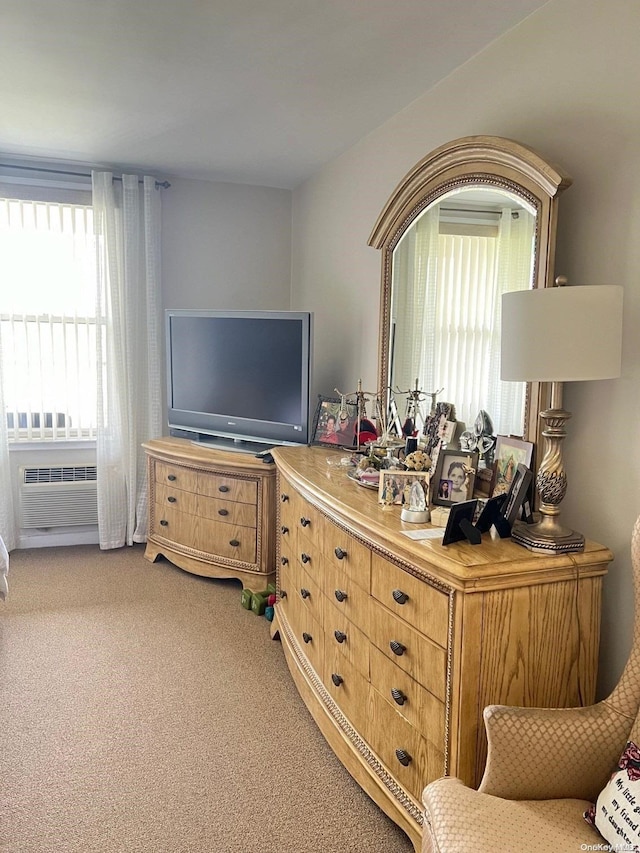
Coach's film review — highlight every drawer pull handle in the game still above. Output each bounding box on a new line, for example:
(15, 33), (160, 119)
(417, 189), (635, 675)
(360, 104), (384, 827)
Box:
(392, 589), (409, 605)
(300, 517), (311, 527)
(280, 589), (287, 599)
(334, 547), (347, 560)
(160, 519), (168, 527)
(281, 525), (289, 534)
(167, 474), (177, 482)
(229, 539), (240, 547)
(300, 588), (310, 599)
(301, 553), (311, 564)
(218, 509), (229, 516)
(391, 688), (407, 706)
(395, 749), (412, 767)
(281, 494), (289, 503)
(390, 640), (406, 657)
(281, 556), (289, 566)
(334, 630), (347, 644)
(167, 495), (177, 503)
(218, 485), (230, 493)
(334, 589), (348, 603)
(331, 673), (344, 687)
(302, 632), (312, 644)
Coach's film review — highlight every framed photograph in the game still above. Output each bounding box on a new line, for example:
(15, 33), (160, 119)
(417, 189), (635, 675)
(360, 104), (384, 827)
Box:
(311, 396), (358, 447)
(442, 499), (479, 546)
(432, 450), (478, 507)
(491, 435), (534, 497)
(378, 470), (430, 508)
(502, 463), (534, 526)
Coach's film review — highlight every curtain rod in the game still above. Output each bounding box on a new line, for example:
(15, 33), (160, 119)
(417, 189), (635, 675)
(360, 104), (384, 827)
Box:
(0, 162), (170, 189)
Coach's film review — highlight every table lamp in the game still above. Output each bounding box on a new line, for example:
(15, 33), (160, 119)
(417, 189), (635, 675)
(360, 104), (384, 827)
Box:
(501, 280), (623, 554)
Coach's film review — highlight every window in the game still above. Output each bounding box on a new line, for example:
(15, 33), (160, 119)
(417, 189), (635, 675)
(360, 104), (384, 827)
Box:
(0, 196), (98, 441)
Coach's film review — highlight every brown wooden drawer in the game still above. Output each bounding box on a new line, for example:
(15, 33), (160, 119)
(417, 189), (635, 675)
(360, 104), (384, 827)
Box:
(280, 482), (303, 533)
(369, 644), (446, 745)
(323, 558), (369, 630)
(295, 526), (322, 576)
(366, 686), (446, 801)
(196, 471), (257, 504)
(371, 553), (450, 649)
(155, 504), (256, 564)
(293, 498), (325, 550)
(325, 644), (370, 736)
(155, 482), (257, 528)
(278, 587), (324, 677)
(323, 595), (369, 678)
(288, 559), (324, 626)
(322, 523), (371, 592)
(279, 497), (298, 551)
(368, 598), (447, 702)
(278, 560), (297, 607)
(193, 517), (256, 563)
(151, 502), (196, 545)
(154, 460), (198, 493)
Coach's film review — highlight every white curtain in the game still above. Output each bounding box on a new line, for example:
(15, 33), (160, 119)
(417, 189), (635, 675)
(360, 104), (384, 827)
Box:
(0, 351), (16, 551)
(92, 173), (163, 549)
(391, 208), (439, 397)
(391, 205), (535, 435)
(485, 208), (536, 434)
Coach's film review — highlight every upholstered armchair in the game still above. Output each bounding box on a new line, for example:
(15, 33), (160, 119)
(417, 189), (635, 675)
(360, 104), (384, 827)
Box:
(422, 515), (640, 852)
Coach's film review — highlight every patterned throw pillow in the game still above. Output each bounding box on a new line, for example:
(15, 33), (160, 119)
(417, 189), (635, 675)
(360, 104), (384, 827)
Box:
(584, 741), (640, 848)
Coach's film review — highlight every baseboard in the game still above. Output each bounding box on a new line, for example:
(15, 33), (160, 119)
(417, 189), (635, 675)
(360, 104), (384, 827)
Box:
(18, 527), (100, 549)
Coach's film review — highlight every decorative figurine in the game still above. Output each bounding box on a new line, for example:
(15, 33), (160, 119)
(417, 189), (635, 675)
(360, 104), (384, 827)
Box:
(400, 477), (430, 524)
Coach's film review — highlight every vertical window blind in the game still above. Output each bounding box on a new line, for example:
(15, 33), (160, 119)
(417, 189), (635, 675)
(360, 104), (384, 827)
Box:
(0, 198), (98, 441)
(391, 206), (533, 436)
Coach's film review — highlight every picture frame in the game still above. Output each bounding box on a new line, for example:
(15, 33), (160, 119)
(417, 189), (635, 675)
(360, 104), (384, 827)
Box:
(432, 449), (478, 507)
(378, 469), (430, 508)
(311, 395), (358, 447)
(501, 463), (534, 526)
(490, 435), (534, 497)
(442, 499), (479, 546)
(475, 493), (509, 536)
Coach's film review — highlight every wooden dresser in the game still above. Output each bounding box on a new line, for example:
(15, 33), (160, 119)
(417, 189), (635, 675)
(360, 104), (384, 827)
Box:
(143, 437), (276, 587)
(271, 445), (612, 851)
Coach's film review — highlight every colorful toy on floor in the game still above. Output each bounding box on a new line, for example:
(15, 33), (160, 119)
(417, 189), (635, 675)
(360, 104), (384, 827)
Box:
(241, 583), (277, 618)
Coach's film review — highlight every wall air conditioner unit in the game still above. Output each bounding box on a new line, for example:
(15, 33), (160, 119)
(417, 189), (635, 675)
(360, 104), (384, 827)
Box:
(19, 465), (98, 528)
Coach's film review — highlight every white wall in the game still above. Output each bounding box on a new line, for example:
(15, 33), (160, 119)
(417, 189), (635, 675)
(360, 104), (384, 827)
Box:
(291, 0), (640, 697)
(162, 178), (292, 310)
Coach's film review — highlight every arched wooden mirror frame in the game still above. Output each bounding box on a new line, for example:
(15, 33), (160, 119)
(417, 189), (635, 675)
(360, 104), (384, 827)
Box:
(368, 135), (572, 447)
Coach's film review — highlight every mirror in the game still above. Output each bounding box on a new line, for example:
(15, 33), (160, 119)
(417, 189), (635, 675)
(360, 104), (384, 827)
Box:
(369, 136), (571, 447)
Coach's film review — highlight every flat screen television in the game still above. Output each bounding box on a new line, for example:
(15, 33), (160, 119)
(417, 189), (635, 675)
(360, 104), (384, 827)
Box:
(165, 309), (313, 452)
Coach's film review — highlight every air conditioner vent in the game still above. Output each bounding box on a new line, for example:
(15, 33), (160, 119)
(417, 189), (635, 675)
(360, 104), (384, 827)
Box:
(22, 465), (97, 485)
(19, 465), (98, 528)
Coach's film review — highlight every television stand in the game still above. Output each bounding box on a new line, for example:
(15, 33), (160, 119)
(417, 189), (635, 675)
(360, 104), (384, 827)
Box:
(143, 436), (276, 588)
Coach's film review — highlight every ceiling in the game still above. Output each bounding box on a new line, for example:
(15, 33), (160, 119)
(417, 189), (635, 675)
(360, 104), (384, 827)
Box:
(1, 0), (550, 189)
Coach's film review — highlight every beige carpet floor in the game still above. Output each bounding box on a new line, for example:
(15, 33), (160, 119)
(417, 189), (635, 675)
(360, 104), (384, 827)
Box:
(0, 545), (414, 853)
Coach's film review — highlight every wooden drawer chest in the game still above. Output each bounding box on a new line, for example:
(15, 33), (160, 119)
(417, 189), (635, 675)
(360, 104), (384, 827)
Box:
(143, 437), (276, 587)
(271, 445), (612, 851)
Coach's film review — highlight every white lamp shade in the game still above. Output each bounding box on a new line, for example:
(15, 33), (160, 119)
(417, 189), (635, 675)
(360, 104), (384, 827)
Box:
(501, 285), (623, 382)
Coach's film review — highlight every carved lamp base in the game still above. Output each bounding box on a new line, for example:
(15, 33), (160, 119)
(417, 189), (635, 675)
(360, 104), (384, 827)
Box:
(513, 401), (585, 555)
(511, 518), (585, 555)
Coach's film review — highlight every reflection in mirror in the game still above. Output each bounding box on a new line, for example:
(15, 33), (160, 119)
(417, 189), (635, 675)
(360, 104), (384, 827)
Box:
(390, 186), (536, 436)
